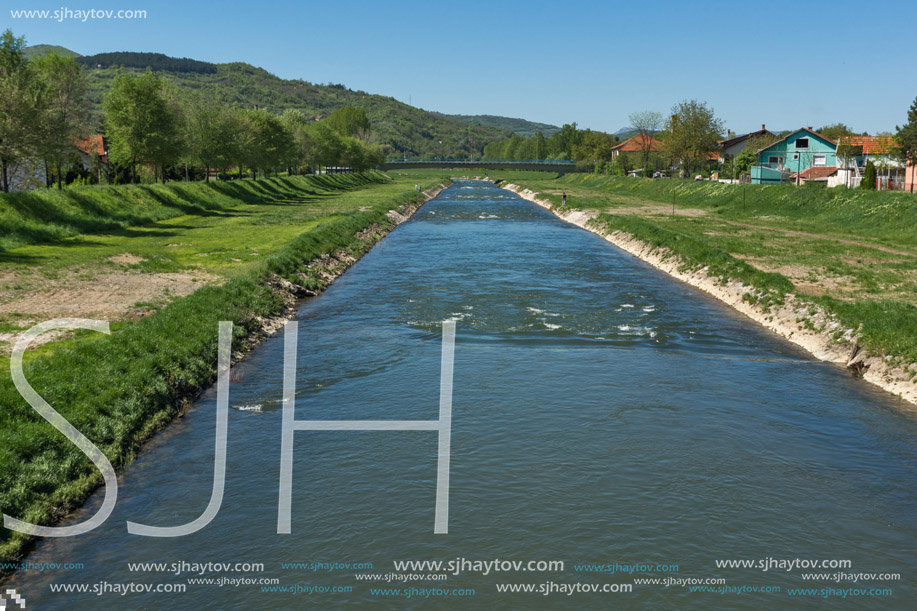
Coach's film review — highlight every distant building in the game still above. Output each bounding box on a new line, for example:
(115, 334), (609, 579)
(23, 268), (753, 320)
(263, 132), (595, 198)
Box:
(830, 135), (903, 189)
(751, 128), (837, 184)
(610, 134), (663, 161)
(789, 165), (838, 185)
(75, 135), (107, 164)
(719, 124), (773, 159)
(74, 135), (109, 184)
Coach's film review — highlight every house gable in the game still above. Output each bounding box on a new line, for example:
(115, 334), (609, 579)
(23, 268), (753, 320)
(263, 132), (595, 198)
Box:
(756, 128), (836, 175)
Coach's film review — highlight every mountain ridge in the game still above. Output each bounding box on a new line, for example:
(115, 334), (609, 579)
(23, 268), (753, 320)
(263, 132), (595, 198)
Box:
(23, 45), (564, 157)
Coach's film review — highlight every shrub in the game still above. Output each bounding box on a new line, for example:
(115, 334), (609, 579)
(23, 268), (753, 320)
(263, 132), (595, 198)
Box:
(861, 161), (877, 190)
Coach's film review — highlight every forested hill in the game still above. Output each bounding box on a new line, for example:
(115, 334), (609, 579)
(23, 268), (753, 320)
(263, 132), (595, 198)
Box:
(27, 47), (515, 158)
(22, 44), (81, 58)
(448, 114), (561, 137)
(76, 51), (216, 74)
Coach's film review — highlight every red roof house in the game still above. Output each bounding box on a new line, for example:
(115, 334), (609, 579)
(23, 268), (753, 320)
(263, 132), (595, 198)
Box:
(610, 134), (663, 160)
(75, 135), (107, 161)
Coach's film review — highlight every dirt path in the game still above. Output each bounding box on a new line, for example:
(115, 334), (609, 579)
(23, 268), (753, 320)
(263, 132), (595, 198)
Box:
(717, 219), (916, 257)
(559, 188), (916, 257)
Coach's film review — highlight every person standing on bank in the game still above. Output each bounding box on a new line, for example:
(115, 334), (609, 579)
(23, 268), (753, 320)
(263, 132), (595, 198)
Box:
(562, 191), (567, 206)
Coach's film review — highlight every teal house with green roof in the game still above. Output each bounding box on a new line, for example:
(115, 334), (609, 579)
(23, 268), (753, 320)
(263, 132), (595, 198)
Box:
(751, 128), (837, 184)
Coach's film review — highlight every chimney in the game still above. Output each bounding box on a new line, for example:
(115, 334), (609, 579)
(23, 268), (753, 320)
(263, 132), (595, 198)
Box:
(807, 126), (813, 130)
(761, 124), (766, 131)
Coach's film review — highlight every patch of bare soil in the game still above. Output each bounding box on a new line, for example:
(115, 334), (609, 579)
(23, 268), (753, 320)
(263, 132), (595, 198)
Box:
(0, 270), (218, 320)
(736, 257), (855, 298)
(108, 252), (147, 265)
(549, 190), (710, 218)
(0, 269), (219, 353)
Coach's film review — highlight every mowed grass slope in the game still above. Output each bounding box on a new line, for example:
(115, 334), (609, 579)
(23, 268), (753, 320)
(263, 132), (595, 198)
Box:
(0, 172), (445, 564)
(0, 173), (394, 252)
(512, 174), (917, 365)
(0, 173), (424, 349)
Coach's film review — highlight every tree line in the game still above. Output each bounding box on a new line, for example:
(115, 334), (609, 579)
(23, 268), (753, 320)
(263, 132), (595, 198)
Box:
(482, 123), (618, 163)
(482, 104), (723, 177)
(0, 30), (90, 191)
(484, 100), (917, 180)
(0, 29), (386, 191)
(77, 52), (218, 74)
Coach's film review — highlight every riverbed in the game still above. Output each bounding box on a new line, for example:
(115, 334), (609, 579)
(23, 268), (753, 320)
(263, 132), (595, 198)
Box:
(9, 179), (916, 609)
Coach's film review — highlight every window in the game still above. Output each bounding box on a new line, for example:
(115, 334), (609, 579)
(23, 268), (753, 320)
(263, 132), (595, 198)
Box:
(813, 154), (827, 166)
(795, 137), (809, 149)
(768, 156), (783, 167)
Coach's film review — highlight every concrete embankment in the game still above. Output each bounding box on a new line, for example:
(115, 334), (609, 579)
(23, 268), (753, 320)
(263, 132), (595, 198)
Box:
(501, 182), (917, 407)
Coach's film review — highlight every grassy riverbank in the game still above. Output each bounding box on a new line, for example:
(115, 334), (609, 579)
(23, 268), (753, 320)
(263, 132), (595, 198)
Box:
(0, 173), (426, 351)
(0, 172), (445, 564)
(508, 174), (917, 367)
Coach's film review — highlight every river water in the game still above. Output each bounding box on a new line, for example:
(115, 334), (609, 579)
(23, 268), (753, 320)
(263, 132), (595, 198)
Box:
(9, 180), (916, 609)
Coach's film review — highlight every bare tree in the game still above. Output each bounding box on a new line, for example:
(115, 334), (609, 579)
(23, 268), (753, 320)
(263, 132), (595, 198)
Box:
(628, 110), (662, 171)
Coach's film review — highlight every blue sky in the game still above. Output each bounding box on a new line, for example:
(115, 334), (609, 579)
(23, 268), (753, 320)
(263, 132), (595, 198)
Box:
(4, 0), (915, 134)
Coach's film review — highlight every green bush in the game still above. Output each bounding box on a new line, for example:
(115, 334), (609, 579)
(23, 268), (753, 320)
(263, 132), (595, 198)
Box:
(861, 161), (877, 190)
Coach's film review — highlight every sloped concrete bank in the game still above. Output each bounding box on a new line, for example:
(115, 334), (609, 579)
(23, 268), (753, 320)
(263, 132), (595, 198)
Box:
(501, 183), (917, 407)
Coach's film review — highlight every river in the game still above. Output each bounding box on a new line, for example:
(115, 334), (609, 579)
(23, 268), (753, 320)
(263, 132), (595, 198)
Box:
(8, 179), (916, 609)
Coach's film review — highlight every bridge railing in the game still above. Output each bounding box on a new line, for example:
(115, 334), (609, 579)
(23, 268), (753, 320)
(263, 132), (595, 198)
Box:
(385, 158), (576, 165)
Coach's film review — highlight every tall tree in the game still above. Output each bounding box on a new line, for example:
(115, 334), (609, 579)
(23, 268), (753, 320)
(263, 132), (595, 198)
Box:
(104, 71), (185, 183)
(0, 29), (47, 192)
(556, 123), (583, 159)
(572, 130), (617, 169)
(628, 110), (663, 170)
(327, 106), (370, 138)
(816, 123), (861, 142)
(894, 96), (917, 181)
(33, 53), (90, 189)
(665, 100), (724, 177)
(187, 98), (243, 180)
(308, 121), (345, 170)
(240, 109), (296, 177)
(532, 130), (546, 161)
(281, 109), (312, 174)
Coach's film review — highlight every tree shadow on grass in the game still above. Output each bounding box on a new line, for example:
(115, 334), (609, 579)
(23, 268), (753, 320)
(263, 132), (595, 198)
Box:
(0, 174), (388, 252)
(0, 249), (48, 265)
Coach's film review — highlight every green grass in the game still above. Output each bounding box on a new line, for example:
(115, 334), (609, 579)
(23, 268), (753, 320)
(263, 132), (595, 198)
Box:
(510, 174), (917, 365)
(0, 173), (391, 253)
(533, 174), (917, 245)
(0, 172), (446, 564)
(814, 298), (917, 363)
(594, 214), (795, 303)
